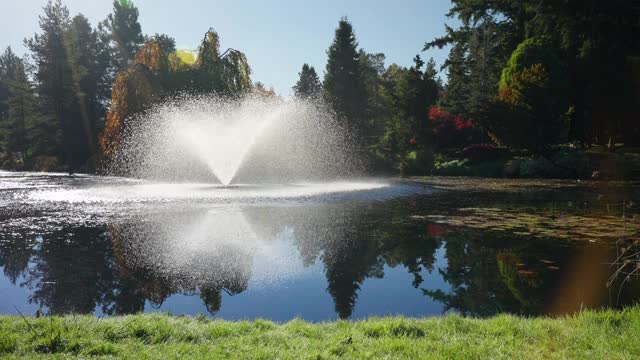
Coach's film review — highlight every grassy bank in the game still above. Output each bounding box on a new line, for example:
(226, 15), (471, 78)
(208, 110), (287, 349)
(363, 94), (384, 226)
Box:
(1, 308), (639, 359)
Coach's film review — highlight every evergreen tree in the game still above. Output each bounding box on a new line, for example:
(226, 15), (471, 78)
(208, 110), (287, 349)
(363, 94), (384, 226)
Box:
(6, 59), (38, 155)
(25, 0), (72, 161)
(64, 14), (111, 168)
(150, 33), (176, 54)
(442, 42), (470, 115)
(0, 48), (35, 154)
(100, 0), (144, 71)
(0, 47), (20, 126)
(323, 17), (367, 142)
(358, 51), (389, 142)
(467, 17), (507, 114)
(376, 56), (440, 174)
(292, 63), (321, 99)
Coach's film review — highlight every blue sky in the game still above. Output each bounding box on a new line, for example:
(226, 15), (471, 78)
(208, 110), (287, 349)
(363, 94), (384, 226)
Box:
(1, 0), (456, 95)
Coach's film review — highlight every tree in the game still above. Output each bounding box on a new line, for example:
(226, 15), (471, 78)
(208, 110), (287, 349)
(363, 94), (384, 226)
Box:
(100, 41), (164, 164)
(0, 47), (20, 122)
(25, 0), (72, 163)
(100, 30), (252, 167)
(358, 51), (390, 144)
(194, 30), (223, 93)
(481, 38), (570, 152)
(441, 42), (470, 115)
(428, 0), (640, 147)
(323, 17), (368, 143)
(100, 0), (144, 71)
(64, 14), (111, 168)
(193, 29), (252, 96)
(467, 16), (508, 113)
(376, 56), (440, 174)
(5, 60), (38, 155)
(292, 64), (321, 100)
(0, 49), (40, 157)
(149, 33), (176, 54)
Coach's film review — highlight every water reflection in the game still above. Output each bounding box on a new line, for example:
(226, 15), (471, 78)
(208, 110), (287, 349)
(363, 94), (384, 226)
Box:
(1, 183), (639, 320)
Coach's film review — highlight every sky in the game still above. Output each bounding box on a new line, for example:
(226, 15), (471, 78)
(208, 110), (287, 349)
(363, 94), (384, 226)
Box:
(0, 0), (457, 96)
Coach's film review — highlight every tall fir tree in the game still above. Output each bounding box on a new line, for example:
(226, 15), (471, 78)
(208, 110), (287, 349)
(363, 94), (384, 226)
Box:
(292, 64), (321, 100)
(25, 0), (72, 161)
(64, 14), (111, 167)
(6, 59), (38, 155)
(100, 0), (145, 71)
(323, 17), (368, 143)
(358, 51), (389, 140)
(442, 42), (470, 115)
(0, 47), (20, 125)
(0, 48), (31, 153)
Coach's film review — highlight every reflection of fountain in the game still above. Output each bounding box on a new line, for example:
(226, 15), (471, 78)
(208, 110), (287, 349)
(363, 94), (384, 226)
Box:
(107, 96), (362, 184)
(110, 210), (257, 313)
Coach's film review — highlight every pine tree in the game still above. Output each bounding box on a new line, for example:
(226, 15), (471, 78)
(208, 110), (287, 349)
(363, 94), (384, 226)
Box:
(6, 60), (38, 155)
(150, 33), (176, 54)
(467, 17), (505, 114)
(292, 64), (321, 100)
(100, 0), (144, 71)
(442, 42), (470, 115)
(323, 17), (368, 141)
(25, 0), (72, 161)
(64, 14), (111, 168)
(359, 51), (391, 143)
(0, 47), (20, 126)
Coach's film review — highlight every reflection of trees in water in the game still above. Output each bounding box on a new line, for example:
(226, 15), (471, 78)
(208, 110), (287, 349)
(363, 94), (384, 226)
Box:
(2, 199), (638, 319)
(422, 227), (640, 317)
(0, 232), (33, 284)
(243, 200), (443, 318)
(6, 226), (145, 315)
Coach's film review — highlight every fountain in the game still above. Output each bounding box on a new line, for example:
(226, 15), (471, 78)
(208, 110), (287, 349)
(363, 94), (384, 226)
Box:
(106, 95), (364, 185)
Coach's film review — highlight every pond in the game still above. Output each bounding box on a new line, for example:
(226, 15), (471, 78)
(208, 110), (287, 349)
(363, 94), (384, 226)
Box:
(0, 171), (639, 321)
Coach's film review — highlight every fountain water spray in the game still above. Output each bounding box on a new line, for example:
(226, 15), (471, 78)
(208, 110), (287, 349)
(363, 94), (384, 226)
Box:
(106, 95), (363, 184)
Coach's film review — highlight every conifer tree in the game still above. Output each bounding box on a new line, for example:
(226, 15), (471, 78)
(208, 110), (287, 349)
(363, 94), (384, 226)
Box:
(323, 17), (367, 140)
(64, 14), (111, 167)
(100, 0), (145, 71)
(442, 42), (470, 115)
(0, 47), (20, 125)
(25, 0), (72, 162)
(293, 64), (321, 100)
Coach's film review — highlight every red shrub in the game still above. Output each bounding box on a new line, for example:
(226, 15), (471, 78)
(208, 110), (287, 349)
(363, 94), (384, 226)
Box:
(428, 106), (452, 123)
(428, 106), (477, 149)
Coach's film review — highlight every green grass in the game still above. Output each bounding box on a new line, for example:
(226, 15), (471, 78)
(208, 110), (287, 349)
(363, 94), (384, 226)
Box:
(1, 308), (640, 359)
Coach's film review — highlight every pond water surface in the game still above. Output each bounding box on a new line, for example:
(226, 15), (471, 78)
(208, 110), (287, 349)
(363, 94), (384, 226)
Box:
(0, 171), (639, 321)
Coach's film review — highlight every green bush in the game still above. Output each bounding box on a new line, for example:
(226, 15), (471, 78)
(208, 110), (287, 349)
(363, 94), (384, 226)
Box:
(481, 38), (571, 153)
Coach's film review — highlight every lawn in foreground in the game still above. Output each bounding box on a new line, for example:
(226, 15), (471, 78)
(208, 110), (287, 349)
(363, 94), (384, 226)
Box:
(1, 307), (639, 359)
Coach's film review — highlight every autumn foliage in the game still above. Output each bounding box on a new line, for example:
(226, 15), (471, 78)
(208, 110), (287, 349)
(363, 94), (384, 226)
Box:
(99, 50), (159, 163)
(99, 31), (253, 169)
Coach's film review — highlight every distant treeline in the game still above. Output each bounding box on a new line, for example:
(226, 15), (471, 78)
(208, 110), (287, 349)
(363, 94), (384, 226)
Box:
(0, 0), (639, 174)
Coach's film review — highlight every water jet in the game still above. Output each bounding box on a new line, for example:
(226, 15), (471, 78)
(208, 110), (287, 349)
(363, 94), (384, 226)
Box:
(106, 95), (363, 185)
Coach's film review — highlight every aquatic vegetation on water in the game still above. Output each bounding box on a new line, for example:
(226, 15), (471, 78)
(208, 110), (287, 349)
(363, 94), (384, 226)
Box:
(415, 207), (640, 242)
